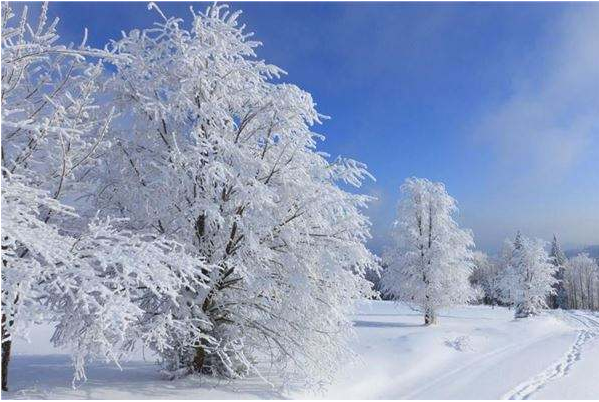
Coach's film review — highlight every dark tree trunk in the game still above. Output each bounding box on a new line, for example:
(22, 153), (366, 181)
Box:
(424, 308), (437, 325)
(1, 340), (10, 392)
(2, 314), (11, 392)
(190, 295), (212, 374)
(192, 345), (205, 373)
(547, 293), (558, 309)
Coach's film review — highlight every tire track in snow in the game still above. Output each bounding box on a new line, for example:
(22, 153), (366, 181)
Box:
(400, 332), (558, 399)
(501, 312), (599, 400)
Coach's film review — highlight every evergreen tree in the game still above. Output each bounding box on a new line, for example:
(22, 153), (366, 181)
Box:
(514, 231), (523, 250)
(499, 235), (558, 318)
(548, 234), (568, 309)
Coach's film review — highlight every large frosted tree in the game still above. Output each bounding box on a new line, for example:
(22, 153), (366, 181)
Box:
(90, 3), (377, 385)
(381, 177), (475, 325)
(498, 235), (557, 318)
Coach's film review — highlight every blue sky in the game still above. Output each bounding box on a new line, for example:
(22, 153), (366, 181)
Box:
(28, 1), (599, 254)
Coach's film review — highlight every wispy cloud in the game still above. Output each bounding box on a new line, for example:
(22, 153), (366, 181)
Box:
(475, 5), (599, 183)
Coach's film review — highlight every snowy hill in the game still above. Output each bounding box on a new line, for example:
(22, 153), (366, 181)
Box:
(5, 301), (599, 400)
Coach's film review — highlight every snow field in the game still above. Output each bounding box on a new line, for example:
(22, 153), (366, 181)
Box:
(6, 300), (599, 400)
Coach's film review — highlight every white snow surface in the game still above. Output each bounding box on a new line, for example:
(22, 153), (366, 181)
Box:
(5, 300), (599, 399)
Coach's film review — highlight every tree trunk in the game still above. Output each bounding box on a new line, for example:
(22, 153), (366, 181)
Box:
(1, 314), (11, 392)
(548, 293), (557, 309)
(192, 345), (205, 373)
(189, 292), (215, 374)
(424, 308), (437, 325)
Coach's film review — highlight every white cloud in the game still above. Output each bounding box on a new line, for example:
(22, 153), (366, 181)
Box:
(476, 5), (599, 183)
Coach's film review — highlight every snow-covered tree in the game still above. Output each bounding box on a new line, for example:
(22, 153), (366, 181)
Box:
(1, 1), (110, 388)
(381, 178), (475, 325)
(90, 3), (377, 385)
(513, 231), (523, 250)
(498, 235), (557, 318)
(564, 253), (599, 310)
(548, 234), (568, 309)
(1, 2), (212, 390)
(497, 237), (516, 306)
(470, 251), (502, 306)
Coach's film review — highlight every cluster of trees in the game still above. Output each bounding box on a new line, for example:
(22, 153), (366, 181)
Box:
(471, 235), (599, 313)
(1, 2), (378, 391)
(562, 253), (599, 310)
(380, 177), (599, 325)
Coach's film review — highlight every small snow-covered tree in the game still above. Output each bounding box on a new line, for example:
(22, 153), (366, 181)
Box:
(498, 235), (557, 318)
(548, 234), (568, 309)
(470, 251), (502, 306)
(381, 177), (475, 325)
(564, 253), (599, 310)
(91, 3), (377, 385)
(497, 236), (517, 306)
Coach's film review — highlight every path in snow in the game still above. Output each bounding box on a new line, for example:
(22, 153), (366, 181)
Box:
(501, 311), (599, 400)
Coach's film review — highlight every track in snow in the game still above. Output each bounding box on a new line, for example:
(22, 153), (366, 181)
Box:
(501, 311), (599, 400)
(400, 331), (559, 399)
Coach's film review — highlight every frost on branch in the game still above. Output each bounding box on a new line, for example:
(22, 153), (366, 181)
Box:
(1, 171), (75, 341)
(1, 2), (211, 387)
(1, 170), (212, 383)
(1, 1), (116, 202)
(381, 177), (475, 325)
(49, 218), (212, 383)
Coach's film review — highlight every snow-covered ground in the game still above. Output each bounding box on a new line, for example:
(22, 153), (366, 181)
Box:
(4, 300), (599, 399)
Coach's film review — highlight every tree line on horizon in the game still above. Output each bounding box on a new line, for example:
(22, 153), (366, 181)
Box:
(470, 235), (599, 312)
